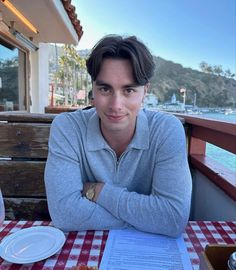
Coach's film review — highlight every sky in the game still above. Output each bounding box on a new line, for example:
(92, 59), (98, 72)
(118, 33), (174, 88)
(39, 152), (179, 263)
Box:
(73, 0), (236, 73)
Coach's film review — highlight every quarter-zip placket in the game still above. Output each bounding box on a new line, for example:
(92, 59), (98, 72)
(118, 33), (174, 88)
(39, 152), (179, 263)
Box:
(113, 149), (130, 184)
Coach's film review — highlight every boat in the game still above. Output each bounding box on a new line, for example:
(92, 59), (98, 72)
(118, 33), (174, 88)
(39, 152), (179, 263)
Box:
(224, 108), (236, 115)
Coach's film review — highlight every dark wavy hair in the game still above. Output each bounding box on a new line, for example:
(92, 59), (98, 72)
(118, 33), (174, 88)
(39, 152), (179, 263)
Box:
(86, 35), (155, 85)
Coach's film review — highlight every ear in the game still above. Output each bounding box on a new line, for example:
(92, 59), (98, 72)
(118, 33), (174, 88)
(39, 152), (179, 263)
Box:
(142, 83), (150, 104)
(144, 83), (150, 95)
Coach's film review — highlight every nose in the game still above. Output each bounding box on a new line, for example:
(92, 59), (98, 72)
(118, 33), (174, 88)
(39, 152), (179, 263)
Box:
(109, 92), (123, 111)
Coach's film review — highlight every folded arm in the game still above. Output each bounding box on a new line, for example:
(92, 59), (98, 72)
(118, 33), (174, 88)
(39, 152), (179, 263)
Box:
(84, 119), (192, 237)
(44, 114), (127, 231)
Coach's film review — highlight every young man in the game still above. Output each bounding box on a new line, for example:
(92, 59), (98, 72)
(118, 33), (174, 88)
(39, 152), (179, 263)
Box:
(45, 35), (192, 237)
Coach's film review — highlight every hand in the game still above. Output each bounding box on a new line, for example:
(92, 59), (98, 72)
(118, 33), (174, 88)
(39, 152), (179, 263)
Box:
(82, 182), (104, 202)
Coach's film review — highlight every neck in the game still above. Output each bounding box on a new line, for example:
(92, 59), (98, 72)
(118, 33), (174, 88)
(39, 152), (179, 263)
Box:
(102, 127), (135, 158)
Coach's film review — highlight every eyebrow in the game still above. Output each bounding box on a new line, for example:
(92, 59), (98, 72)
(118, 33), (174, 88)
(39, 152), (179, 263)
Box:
(95, 80), (140, 88)
(95, 80), (111, 87)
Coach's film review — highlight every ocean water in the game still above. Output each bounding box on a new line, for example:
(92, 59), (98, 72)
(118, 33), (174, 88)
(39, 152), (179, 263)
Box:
(196, 112), (236, 124)
(206, 143), (236, 172)
(190, 112), (236, 172)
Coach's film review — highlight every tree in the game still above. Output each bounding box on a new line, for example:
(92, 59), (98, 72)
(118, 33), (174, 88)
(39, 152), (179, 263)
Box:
(199, 61), (235, 80)
(199, 61), (208, 73)
(55, 45), (87, 106)
(224, 69), (232, 78)
(199, 61), (214, 74)
(213, 65), (223, 76)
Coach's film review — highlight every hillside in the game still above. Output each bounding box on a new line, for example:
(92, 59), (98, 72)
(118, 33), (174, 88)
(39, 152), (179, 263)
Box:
(48, 45), (236, 108)
(150, 57), (236, 107)
(0, 66), (18, 102)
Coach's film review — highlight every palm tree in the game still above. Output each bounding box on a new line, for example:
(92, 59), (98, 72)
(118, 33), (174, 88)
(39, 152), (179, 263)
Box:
(63, 45), (87, 105)
(52, 44), (88, 106)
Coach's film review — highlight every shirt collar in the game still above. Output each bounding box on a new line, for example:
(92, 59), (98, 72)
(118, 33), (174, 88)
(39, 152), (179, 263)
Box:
(87, 109), (149, 151)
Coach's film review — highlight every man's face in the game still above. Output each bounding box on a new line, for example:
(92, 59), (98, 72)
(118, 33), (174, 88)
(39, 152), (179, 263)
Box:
(93, 58), (148, 136)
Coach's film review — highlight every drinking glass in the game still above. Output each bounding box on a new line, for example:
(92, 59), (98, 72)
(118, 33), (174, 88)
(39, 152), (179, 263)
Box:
(0, 189), (5, 228)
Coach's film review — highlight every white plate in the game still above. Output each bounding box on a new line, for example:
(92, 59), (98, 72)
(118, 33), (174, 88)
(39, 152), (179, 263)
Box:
(0, 226), (66, 264)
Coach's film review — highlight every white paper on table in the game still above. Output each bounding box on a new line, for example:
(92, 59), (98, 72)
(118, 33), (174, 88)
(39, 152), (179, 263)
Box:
(99, 228), (192, 270)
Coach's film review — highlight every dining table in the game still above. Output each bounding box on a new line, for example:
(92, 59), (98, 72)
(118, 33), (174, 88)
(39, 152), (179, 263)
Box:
(0, 220), (235, 270)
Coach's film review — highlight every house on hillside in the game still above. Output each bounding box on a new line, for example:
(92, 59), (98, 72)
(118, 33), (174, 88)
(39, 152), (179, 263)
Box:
(0, 0), (83, 113)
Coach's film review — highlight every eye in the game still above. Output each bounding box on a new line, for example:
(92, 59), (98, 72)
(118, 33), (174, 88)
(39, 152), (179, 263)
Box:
(98, 87), (111, 95)
(124, 88), (136, 95)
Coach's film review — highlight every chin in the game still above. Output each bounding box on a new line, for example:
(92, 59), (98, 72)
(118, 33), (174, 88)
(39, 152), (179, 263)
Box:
(106, 122), (128, 132)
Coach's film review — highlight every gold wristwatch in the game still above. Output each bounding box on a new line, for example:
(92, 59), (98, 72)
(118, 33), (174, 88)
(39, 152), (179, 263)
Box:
(85, 184), (96, 201)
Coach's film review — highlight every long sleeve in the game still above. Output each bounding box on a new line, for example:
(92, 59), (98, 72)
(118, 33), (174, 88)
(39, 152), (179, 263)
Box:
(96, 116), (192, 237)
(44, 113), (127, 231)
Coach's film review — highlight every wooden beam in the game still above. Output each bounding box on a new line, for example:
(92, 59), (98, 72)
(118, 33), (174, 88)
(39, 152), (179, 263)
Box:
(0, 161), (46, 197)
(190, 154), (236, 201)
(191, 126), (236, 154)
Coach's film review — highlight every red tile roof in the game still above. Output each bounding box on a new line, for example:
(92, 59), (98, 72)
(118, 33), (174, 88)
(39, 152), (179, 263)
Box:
(61, 0), (83, 40)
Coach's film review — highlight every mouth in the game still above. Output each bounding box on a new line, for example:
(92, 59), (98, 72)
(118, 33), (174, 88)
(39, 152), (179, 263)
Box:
(106, 114), (126, 121)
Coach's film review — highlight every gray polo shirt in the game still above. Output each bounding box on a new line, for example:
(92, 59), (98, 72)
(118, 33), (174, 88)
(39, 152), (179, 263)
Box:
(45, 108), (192, 236)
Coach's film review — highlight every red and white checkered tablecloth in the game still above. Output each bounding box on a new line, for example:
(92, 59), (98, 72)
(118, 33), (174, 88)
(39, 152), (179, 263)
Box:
(0, 221), (235, 270)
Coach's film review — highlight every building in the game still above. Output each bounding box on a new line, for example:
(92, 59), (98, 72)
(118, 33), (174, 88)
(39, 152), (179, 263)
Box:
(143, 93), (158, 108)
(0, 0), (83, 113)
(162, 93), (185, 113)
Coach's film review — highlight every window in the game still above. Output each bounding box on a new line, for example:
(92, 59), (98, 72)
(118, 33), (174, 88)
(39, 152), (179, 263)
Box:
(0, 34), (28, 111)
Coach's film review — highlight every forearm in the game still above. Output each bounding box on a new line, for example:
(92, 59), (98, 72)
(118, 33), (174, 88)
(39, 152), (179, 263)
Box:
(48, 194), (127, 231)
(83, 181), (191, 236)
(96, 184), (190, 236)
(45, 157), (127, 231)
(93, 157), (192, 237)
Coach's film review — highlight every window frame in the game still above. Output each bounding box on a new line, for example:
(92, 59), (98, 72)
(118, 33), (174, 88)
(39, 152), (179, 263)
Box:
(0, 31), (30, 112)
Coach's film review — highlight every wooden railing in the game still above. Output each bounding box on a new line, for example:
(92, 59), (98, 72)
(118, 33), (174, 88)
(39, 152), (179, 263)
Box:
(45, 106), (79, 113)
(175, 113), (236, 201)
(0, 113), (55, 220)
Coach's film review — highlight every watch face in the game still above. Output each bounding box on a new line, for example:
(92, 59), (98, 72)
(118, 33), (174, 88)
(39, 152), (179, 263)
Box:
(86, 188), (95, 200)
